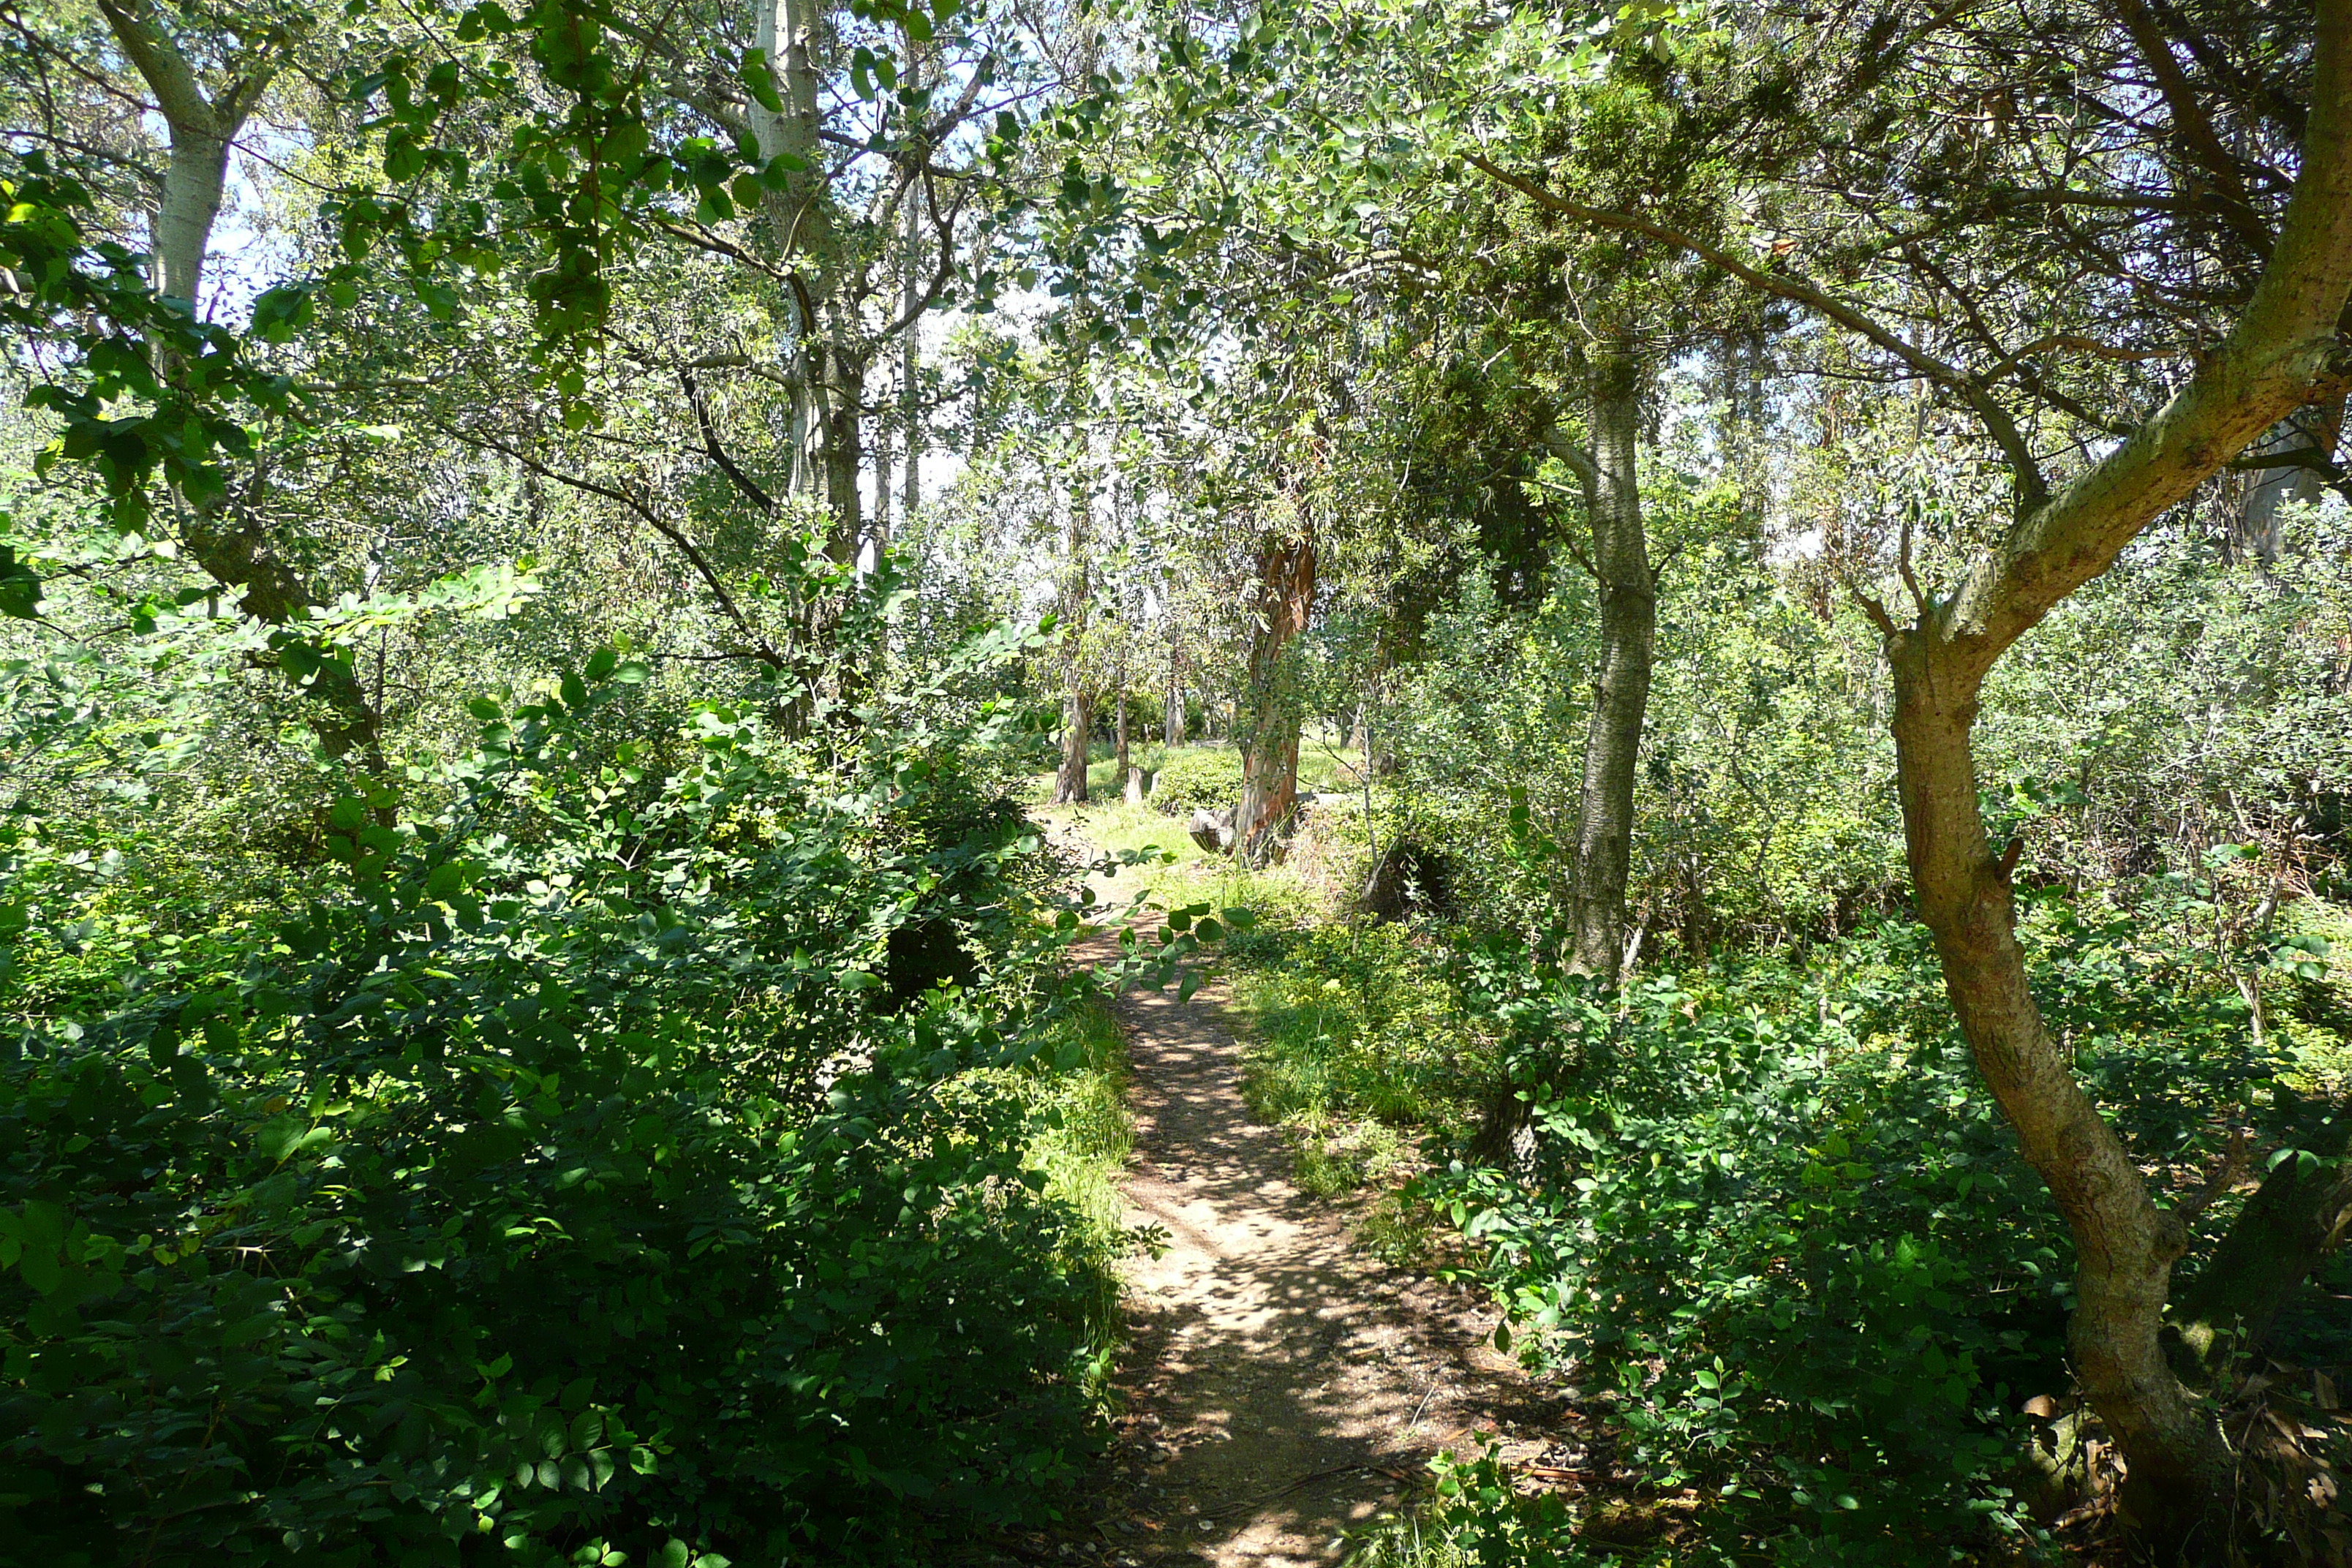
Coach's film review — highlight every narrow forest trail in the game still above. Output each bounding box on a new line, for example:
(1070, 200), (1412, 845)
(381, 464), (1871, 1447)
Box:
(1072, 918), (1567, 1567)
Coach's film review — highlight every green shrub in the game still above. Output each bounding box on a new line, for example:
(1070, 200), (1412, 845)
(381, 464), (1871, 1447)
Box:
(1231, 921), (1485, 1195)
(0, 656), (1129, 1567)
(1150, 747), (1243, 816)
(1420, 896), (2308, 1563)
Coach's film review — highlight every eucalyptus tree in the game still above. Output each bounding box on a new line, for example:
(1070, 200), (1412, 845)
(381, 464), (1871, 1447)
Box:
(1447, 0), (2352, 1542)
(10, 0), (1112, 755)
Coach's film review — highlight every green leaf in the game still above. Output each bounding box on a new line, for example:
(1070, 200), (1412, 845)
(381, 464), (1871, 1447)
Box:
(739, 48), (785, 113)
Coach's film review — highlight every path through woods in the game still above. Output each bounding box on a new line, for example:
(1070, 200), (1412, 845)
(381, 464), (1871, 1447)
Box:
(1072, 921), (1567, 1566)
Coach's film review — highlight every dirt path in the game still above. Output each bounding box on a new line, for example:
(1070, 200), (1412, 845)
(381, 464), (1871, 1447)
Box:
(1077, 925), (1564, 1567)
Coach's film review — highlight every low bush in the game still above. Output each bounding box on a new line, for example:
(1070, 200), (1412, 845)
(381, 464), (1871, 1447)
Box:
(1418, 895), (2334, 1562)
(0, 654), (1139, 1567)
(1230, 921), (1485, 1197)
(1150, 748), (1243, 817)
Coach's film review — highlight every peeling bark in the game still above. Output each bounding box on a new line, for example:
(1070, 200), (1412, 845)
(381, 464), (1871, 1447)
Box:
(1235, 525), (1316, 859)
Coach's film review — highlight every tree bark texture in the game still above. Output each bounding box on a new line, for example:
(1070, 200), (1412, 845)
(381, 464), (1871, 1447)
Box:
(1235, 525), (1316, 859)
(1562, 344), (1655, 986)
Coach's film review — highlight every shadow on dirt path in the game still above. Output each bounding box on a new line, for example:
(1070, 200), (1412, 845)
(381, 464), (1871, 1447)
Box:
(1074, 924), (1566, 1567)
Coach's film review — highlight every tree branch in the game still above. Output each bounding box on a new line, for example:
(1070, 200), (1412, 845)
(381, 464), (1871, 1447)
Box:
(1466, 153), (2051, 515)
(678, 369), (777, 511)
(1540, 424), (1598, 488)
(1938, 0), (2352, 670)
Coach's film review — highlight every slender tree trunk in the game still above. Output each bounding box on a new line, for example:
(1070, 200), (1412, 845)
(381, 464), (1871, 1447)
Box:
(1113, 659), (1132, 799)
(1235, 525), (1316, 859)
(1052, 411), (1093, 806)
(1564, 342), (1654, 984)
(754, 0), (866, 578)
(901, 178), (922, 529)
(96, 1), (385, 764)
(872, 406), (892, 558)
(821, 350), (865, 565)
(1055, 680), (1093, 804)
(1165, 643), (1187, 745)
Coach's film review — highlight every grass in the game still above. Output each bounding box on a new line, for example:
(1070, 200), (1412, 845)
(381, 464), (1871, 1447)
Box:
(1227, 921), (1486, 1206)
(1022, 989), (1142, 1397)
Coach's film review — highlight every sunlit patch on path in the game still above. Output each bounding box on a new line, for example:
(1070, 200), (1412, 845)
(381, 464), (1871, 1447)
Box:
(1078, 927), (1561, 1566)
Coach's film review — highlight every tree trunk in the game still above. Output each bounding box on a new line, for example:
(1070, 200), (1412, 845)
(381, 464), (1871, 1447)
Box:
(1113, 658), (1131, 796)
(1052, 393), (1093, 806)
(820, 350), (864, 565)
(1235, 525), (1316, 859)
(1055, 679), (1093, 804)
(872, 407), (892, 559)
(2236, 394), (2345, 565)
(1470, 1), (2352, 1548)
(1889, 638), (2234, 1539)
(96, 1), (382, 764)
(901, 178), (922, 530)
(2171, 1120), (2352, 1378)
(1560, 342), (1655, 985)
(1861, 20), (2352, 1539)
(1165, 643), (1187, 745)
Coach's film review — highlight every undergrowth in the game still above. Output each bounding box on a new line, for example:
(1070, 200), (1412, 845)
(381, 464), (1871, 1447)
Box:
(1222, 894), (2352, 1567)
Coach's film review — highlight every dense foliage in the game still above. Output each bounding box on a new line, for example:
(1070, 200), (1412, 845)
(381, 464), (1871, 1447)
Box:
(0, 635), (1169, 1564)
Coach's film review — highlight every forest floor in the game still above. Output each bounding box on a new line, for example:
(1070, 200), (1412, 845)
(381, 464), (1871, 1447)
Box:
(1055, 917), (1573, 1567)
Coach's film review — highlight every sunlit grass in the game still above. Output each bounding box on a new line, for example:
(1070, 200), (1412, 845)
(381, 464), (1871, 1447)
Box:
(1024, 990), (1139, 1397)
(1230, 922), (1485, 1205)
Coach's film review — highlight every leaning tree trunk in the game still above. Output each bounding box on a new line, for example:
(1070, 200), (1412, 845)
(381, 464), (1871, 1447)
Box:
(1234, 525), (1317, 859)
(1890, 641), (2236, 1531)
(95, 0), (384, 764)
(1863, 16), (2352, 1537)
(1563, 344), (1654, 984)
(1468, 0), (2352, 1546)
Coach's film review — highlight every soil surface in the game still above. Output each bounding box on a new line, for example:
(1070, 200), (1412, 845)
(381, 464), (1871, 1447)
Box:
(1074, 922), (1567, 1566)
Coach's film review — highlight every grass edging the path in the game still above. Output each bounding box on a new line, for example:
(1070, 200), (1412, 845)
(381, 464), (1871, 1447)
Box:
(1025, 989), (1140, 1398)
